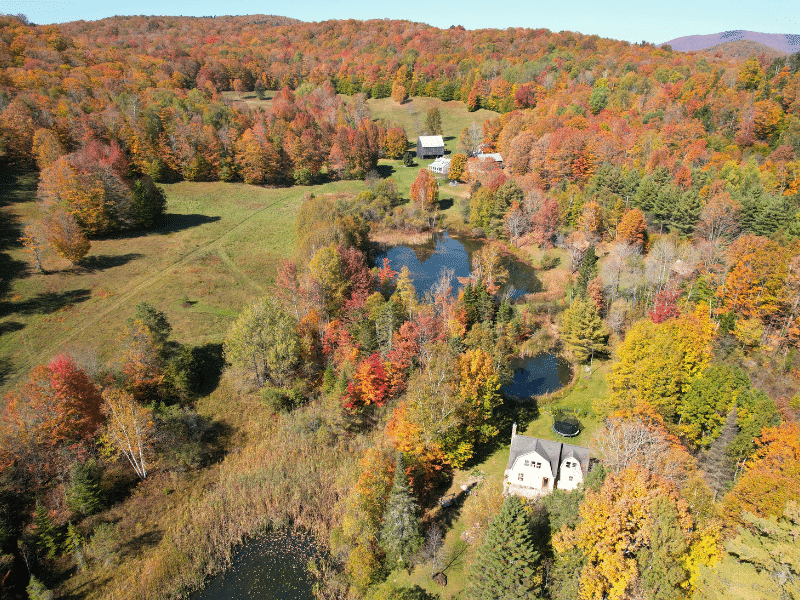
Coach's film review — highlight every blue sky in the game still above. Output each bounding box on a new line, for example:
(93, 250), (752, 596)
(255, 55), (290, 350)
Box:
(5, 0), (798, 44)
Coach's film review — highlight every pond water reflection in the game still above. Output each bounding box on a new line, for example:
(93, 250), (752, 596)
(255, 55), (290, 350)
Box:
(502, 353), (573, 398)
(380, 232), (539, 299)
(190, 529), (316, 600)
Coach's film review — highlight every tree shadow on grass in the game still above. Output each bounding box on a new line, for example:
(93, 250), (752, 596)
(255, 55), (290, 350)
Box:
(0, 356), (12, 387)
(376, 164), (396, 178)
(437, 198), (454, 210)
(79, 253), (143, 273)
(459, 398), (540, 473)
(93, 214), (223, 241)
(0, 288), (91, 318)
(154, 213), (222, 234)
(0, 248), (29, 300)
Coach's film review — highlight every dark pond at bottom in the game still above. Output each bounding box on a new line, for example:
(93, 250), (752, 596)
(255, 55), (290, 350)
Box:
(502, 352), (573, 398)
(190, 529), (316, 600)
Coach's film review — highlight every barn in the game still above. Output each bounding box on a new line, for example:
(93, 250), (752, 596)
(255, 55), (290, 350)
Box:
(417, 135), (445, 159)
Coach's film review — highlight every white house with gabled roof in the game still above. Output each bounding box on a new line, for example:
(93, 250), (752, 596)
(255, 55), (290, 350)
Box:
(503, 423), (591, 498)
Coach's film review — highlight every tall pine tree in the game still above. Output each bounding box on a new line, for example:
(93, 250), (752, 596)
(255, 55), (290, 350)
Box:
(559, 298), (609, 364)
(380, 454), (422, 571)
(468, 495), (541, 600)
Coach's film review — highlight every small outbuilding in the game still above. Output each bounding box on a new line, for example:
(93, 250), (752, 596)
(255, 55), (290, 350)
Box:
(428, 156), (451, 175)
(417, 135), (445, 159)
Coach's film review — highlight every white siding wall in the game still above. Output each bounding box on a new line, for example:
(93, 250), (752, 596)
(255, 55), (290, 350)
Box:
(507, 451), (554, 492)
(556, 459), (583, 491)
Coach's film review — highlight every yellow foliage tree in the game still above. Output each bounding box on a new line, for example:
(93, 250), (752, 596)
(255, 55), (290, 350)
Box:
(605, 309), (713, 423)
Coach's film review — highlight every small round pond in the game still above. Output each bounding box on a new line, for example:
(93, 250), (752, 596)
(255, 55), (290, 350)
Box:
(502, 353), (573, 399)
(190, 529), (316, 600)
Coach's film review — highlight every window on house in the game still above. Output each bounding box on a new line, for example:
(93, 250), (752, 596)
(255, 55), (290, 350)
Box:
(524, 460), (529, 466)
(565, 461), (571, 468)
(569, 476), (573, 481)
(536, 462), (542, 468)
(518, 473), (524, 481)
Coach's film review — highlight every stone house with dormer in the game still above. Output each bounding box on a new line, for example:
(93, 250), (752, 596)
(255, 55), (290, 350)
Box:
(503, 423), (591, 498)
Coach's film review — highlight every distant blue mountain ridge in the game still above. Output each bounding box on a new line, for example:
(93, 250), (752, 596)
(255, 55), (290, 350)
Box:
(660, 31), (800, 54)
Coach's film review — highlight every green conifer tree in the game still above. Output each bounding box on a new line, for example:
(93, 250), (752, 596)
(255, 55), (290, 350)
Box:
(559, 297), (609, 364)
(635, 497), (690, 600)
(64, 522), (86, 571)
(32, 505), (59, 559)
(26, 575), (54, 600)
(468, 495), (541, 600)
(380, 454), (422, 571)
(66, 459), (103, 517)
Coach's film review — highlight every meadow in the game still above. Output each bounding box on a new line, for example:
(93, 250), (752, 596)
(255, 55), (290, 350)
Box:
(0, 172), (365, 393)
(0, 96), (496, 392)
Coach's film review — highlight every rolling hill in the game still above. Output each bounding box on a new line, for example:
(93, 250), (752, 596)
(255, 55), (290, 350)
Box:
(661, 30), (800, 54)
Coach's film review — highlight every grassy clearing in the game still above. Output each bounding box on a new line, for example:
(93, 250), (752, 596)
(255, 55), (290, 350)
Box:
(0, 173), (363, 393)
(220, 89), (277, 110)
(367, 97), (499, 154)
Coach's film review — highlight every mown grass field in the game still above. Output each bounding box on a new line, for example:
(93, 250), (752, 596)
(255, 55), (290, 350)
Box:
(0, 171), (366, 393)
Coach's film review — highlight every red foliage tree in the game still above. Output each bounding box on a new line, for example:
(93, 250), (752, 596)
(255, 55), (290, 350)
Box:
(514, 84), (536, 109)
(649, 288), (681, 323)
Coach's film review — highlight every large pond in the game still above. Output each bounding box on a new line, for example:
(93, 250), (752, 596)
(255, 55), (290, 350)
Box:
(190, 529), (316, 600)
(380, 231), (540, 299)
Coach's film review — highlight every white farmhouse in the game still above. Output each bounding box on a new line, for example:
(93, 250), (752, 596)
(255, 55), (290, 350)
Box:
(503, 423), (590, 498)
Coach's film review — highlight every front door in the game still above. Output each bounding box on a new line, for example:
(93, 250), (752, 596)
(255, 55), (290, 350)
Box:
(542, 477), (549, 490)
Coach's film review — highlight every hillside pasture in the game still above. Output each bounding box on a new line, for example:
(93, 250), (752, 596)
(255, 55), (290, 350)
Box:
(0, 173), (363, 393)
(367, 96), (499, 154)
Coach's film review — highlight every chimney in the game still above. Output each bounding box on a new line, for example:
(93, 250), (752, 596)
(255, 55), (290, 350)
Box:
(511, 422), (517, 440)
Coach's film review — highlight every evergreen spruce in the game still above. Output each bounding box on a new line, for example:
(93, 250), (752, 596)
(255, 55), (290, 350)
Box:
(380, 454), (422, 571)
(26, 575), (54, 600)
(576, 246), (598, 294)
(468, 495), (541, 600)
(32, 505), (59, 559)
(64, 522), (86, 571)
(66, 459), (103, 517)
(497, 299), (512, 324)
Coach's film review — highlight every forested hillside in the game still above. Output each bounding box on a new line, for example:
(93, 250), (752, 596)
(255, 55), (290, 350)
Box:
(1, 12), (800, 600)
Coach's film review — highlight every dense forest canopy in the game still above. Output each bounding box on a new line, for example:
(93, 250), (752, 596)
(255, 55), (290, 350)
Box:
(1, 11), (800, 600)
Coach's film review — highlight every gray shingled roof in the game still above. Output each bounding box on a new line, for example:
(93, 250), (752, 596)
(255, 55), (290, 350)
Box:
(507, 434), (590, 478)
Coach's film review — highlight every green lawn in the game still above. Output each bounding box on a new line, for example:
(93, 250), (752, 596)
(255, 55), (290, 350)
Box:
(0, 174), (363, 393)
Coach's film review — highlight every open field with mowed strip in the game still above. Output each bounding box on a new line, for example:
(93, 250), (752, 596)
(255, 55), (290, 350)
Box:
(0, 96), (498, 392)
(0, 172), (364, 393)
